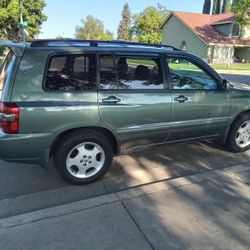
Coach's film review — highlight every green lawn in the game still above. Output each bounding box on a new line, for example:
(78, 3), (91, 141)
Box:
(170, 62), (250, 71)
(210, 64), (250, 71)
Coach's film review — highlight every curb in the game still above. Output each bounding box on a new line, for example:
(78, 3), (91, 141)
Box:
(0, 163), (249, 229)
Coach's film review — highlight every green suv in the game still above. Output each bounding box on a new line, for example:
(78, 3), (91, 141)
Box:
(0, 39), (250, 184)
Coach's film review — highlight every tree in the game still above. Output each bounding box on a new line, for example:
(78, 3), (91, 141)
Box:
(232, 0), (250, 37)
(0, 0), (47, 40)
(117, 3), (131, 40)
(75, 15), (113, 40)
(203, 0), (211, 14)
(212, 0), (221, 14)
(132, 5), (168, 44)
(222, 0), (231, 13)
(232, 0), (239, 5)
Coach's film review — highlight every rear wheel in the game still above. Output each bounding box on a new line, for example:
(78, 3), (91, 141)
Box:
(54, 130), (113, 185)
(227, 114), (250, 152)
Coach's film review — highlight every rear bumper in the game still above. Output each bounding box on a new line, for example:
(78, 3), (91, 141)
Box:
(0, 131), (53, 167)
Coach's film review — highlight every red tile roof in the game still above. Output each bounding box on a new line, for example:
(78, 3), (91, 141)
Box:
(163, 11), (250, 46)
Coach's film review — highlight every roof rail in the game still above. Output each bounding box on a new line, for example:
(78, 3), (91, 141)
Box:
(30, 39), (180, 51)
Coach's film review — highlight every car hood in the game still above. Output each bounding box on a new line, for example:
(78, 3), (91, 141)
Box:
(229, 81), (250, 91)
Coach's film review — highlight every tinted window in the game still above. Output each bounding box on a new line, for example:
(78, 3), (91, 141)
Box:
(49, 56), (66, 72)
(0, 50), (14, 91)
(73, 56), (89, 73)
(167, 58), (217, 90)
(99, 55), (117, 90)
(45, 54), (96, 91)
(116, 56), (163, 90)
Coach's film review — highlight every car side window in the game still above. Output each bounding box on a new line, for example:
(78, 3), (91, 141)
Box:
(45, 54), (96, 91)
(99, 54), (118, 90)
(167, 57), (218, 90)
(116, 55), (163, 90)
(0, 50), (14, 91)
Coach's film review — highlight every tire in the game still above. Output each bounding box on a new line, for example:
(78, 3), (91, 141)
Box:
(227, 114), (250, 153)
(54, 130), (113, 185)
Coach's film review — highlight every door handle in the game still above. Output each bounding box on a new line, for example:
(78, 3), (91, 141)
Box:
(174, 95), (188, 103)
(102, 96), (121, 104)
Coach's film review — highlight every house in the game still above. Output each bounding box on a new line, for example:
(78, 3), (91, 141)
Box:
(161, 11), (250, 64)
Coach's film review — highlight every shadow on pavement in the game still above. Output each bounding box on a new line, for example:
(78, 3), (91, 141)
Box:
(105, 141), (250, 192)
(123, 167), (250, 249)
(0, 140), (249, 219)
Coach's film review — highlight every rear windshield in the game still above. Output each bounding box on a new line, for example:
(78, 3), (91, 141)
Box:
(0, 49), (14, 91)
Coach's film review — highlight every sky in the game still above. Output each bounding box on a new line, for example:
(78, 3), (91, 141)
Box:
(39, 0), (204, 39)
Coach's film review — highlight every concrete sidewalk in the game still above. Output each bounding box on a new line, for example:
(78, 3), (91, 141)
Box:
(0, 164), (249, 250)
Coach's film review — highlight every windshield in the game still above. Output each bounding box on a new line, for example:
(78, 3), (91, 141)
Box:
(0, 48), (14, 91)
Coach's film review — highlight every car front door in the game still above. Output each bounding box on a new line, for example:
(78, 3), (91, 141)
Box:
(98, 53), (172, 151)
(166, 55), (230, 141)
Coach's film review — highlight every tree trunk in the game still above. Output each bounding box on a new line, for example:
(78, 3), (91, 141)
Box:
(203, 0), (211, 14)
(222, 0), (231, 13)
(212, 0), (221, 14)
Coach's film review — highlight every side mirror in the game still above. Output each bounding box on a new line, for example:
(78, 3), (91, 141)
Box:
(222, 79), (229, 91)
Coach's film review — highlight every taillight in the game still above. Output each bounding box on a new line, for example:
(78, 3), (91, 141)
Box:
(0, 102), (19, 134)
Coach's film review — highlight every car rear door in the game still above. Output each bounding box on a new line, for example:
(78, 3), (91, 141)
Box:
(166, 54), (230, 141)
(97, 52), (172, 151)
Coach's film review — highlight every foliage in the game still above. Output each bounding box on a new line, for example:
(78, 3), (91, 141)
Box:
(0, 0), (47, 40)
(222, 0), (231, 13)
(203, 0), (212, 14)
(232, 0), (250, 37)
(211, 63), (250, 70)
(132, 5), (168, 44)
(117, 3), (131, 40)
(232, 0), (239, 5)
(212, 0), (221, 14)
(75, 15), (113, 40)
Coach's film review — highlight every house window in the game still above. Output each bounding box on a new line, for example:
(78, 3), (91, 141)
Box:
(232, 23), (240, 37)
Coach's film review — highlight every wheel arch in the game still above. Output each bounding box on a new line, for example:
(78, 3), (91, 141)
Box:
(49, 126), (120, 158)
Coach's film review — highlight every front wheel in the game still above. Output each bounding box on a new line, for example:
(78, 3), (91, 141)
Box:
(227, 114), (250, 153)
(54, 130), (113, 185)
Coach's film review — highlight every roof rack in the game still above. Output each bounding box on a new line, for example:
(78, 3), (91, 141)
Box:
(30, 39), (181, 51)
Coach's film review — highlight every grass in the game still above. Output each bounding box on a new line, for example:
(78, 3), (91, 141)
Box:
(127, 59), (155, 67)
(210, 63), (250, 71)
(170, 62), (250, 71)
(168, 63), (198, 70)
(129, 58), (250, 71)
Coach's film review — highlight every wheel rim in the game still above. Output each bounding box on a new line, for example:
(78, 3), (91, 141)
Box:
(66, 142), (105, 178)
(235, 120), (250, 148)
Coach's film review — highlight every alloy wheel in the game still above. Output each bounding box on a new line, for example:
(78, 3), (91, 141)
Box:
(235, 120), (250, 148)
(66, 142), (105, 178)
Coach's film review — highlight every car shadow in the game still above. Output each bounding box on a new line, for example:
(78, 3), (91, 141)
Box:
(104, 140), (250, 192)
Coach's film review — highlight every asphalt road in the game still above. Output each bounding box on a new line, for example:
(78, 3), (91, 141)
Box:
(0, 73), (250, 219)
(221, 72), (250, 85)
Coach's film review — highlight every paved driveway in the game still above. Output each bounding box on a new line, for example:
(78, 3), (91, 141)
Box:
(1, 141), (250, 218)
